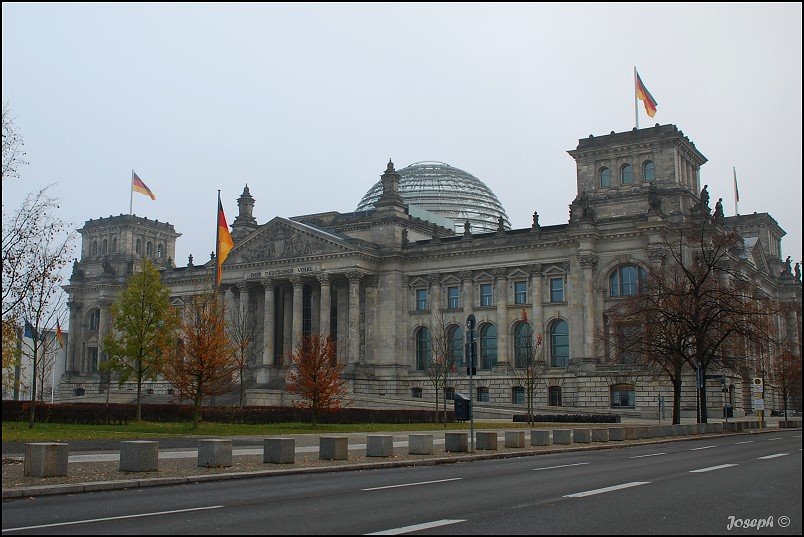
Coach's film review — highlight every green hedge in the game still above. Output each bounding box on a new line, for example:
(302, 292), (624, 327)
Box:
(513, 413), (621, 423)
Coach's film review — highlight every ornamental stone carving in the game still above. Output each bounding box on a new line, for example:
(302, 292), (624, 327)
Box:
(240, 224), (334, 263)
(578, 254), (598, 269)
(646, 245), (667, 261)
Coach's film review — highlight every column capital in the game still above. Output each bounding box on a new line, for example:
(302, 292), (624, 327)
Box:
(346, 271), (364, 285)
(237, 281), (249, 292)
(493, 268), (507, 280)
(528, 264), (543, 277)
(427, 273), (442, 286)
(289, 275), (304, 287)
(578, 254), (598, 269)
(459, 270), (473, 283)
(260, 277), (275, 288)
(646, 245), (667, 261)
(317, 272), (331, 286)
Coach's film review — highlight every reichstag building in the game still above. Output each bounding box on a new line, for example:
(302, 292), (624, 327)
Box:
(62, 124), (802, 418)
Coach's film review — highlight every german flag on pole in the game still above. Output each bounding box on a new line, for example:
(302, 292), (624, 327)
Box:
(132, 171), (156, 200)
(55, 319), (65, 347)
(216, 194), (234, 286)
(635, 70), (658, 118)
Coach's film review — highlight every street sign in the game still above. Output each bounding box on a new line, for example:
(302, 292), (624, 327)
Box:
(753, 398), (765, 410)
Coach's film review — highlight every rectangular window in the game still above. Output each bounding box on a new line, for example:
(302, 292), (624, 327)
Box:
(87, 347), (99, 373)
(416, 289), (428, 311)
(480, 283), (493, 307)
(550, 278), (564, 303)
(514, 281), (527, 304)
(512, 387), (525, 405)
(447, 286), (460, 309)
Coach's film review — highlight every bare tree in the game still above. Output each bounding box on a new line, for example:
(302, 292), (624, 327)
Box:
(225, 300), (264, 407)
(510, 310), (547, 426)
(425, 311), (458, 425)
(2, 102), (27, 183)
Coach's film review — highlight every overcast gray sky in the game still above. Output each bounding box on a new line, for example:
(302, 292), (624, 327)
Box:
(3, 3), (802, 274)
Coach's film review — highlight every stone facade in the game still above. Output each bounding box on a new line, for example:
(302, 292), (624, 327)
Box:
(61, 124), (802, 418)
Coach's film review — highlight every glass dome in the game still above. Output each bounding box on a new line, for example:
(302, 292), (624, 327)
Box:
(356, 161), (511, 233)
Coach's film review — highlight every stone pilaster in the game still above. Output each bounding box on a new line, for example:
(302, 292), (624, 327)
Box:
(347, 271), (363, 364)
(318, 273), (331, 339)
(494, 269), (508, 365)
(291, 276), (303, 354)
(578, 254), (598, 359)
(529, 264), (544, 345)
(262, 278), (275, 368)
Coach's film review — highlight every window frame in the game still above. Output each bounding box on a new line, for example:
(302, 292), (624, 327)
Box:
(415, 327), (431, 370)
(643, 160), (655, 182)
(480, 323), (498, 369)
(549, 277), (564, 303)
(479, 283), (493, 307)
(550, 319), (569, 368)
(599, 167), (611, 188)
(415, 288), (428, 311)
(447, 286), (460, 309)
(621, 164), (634, 185)
(514, 281), (527, 305)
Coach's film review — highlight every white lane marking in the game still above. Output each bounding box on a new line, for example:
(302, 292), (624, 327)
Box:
(564, 482), (650, 498)
(690, 445), (716, 451)
(735, 441), (754, 445)
(2, 506), (225, 532)
(630, 452), (666, 459)
(689, 464), (738, 473)
(366, 519), (466, 535)
(532, 462), (590, 471)
(757, 453), (790, 460)
(362, 478), (462, 491)
(766, 437), (784, 441)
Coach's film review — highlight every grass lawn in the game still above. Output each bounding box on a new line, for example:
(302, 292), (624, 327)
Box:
(2, 420), (538, 443)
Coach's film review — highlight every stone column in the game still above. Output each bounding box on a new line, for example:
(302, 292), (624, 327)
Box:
(262, 278), (275, 368)
(98, 301), (112, 364)
(311, 286), (321, 334)
(347, 271), (363, 364)
(460, 271), (473, 318)
(495, 269), (509, 365)
(66, 301), (80, 373)
(237, 282), (250, 330)
(224, 285), (237, 321)
(291, 276), (304, 354)
(530, 265), (544, 357)
(318, 273), (331, 339)
(578, 254), (598, 359)
(429, 274), (442, 320)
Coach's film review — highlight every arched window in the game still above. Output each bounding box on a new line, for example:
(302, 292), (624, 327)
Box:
(480, 324), (497, 369)
(146, 241), (153, 256)
(611, 383), (636, 408)
(514, 322), (532, 367)
(88, 309), (100, 331)
(157, 243), (164, 259)
(91, 240), (98, 256)
(477, 386), (490, 402)
(548, 386), (562, 406)
(415, 327), (431, 371)
(448, 325), (464, 369)
(643, 160), (655, 182)
(599, 167), (611, 188)
(610, 265), (647, 297)
(112, 237), (117, 253)
(621, 164), (633, 185)
(512, 386), (525, 405)
(101, 239), (108, 255)
(550, 319), (569, 368)
(136, 238), (142, 254)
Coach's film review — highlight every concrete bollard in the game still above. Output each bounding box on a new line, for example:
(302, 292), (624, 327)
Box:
(649, 425), (664, 438)
(623, 426), (640, 440)
(476, 431), (498, 450)
(120, 440), (159, 472)
(319, 436), (348, 460)
(445, 432), (469, 452)
(198, 439), (232, 468)
(530, 430), (551, 446)
(505, 431), (525, 448)
(672, 424), (685, 436)
(264, 438), (295, 464)
(723, 422), (736, 432)
(638, 426), (653, 439)
(697, 424), (707, 434)
(408, 434), (433, 455)
(366, 435), (394, 457)
(24, 443), (69, 477)
(591, 429), (609, 442)
(608, 427), (625, 441)
(552, 429), (572, 445)
(685, 424), (698, 435)
(663, 425), (676, 437)
(573, 429), (592, 443)
(707, 423), (722, 434)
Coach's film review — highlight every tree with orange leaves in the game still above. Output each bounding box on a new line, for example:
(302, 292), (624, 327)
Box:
(286, 333), (347, 425)
(162, 292), (237, 428)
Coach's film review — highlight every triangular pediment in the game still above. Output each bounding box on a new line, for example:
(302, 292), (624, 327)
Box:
(747, 237), (769, 273)
(228, 218), (354, 265)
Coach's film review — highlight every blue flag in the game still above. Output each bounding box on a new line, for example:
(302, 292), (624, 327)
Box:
(23, 320), (38, 341)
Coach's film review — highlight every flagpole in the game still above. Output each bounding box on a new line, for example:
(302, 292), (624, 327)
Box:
(634, 66), (639, 130)
(733, 166), (739, 216)
(216, 190), (221, 288)
(130, 169), (134, 215)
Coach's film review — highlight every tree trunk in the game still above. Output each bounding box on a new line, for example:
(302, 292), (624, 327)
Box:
(699, 364), (708, 423)
(192, 397), (201, 429)
(28, 348), (37, 429)
(672, 375), (682, 425)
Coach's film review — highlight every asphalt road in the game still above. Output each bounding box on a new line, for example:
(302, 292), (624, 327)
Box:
(2, 431), (801, 535)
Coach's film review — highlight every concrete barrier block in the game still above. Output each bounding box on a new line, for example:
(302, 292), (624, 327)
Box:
(366, 435), (394, 457)
(445, 432), (469, 452)
(608, 427), (625, 441)
(623, 426), (640, 440)
(264, 438), (295, 464)
(505, 431), (525, 448)
(120, 441), (159, 472)
(638, 426), (653, 439)
(198, 439), (232, 468)
(697, 424), (707, 434)
(552, 429), (572, 445)
(663, 425), (675, 437)
(649, 425), (665, 438)
(24, 443), (69, 477)
(476, 431), (498, 450)
(672, 424), (685, 436)
(591, 429), (609, 442)
(708, 423), (722, 434)
(723, 422), (737, 432)
(408, 434), (433, 455)
(319, 436), (348, 460)
(530, 430), (551, 446)
(685, 424), (698, 435)
(573, 429), (592, 443)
